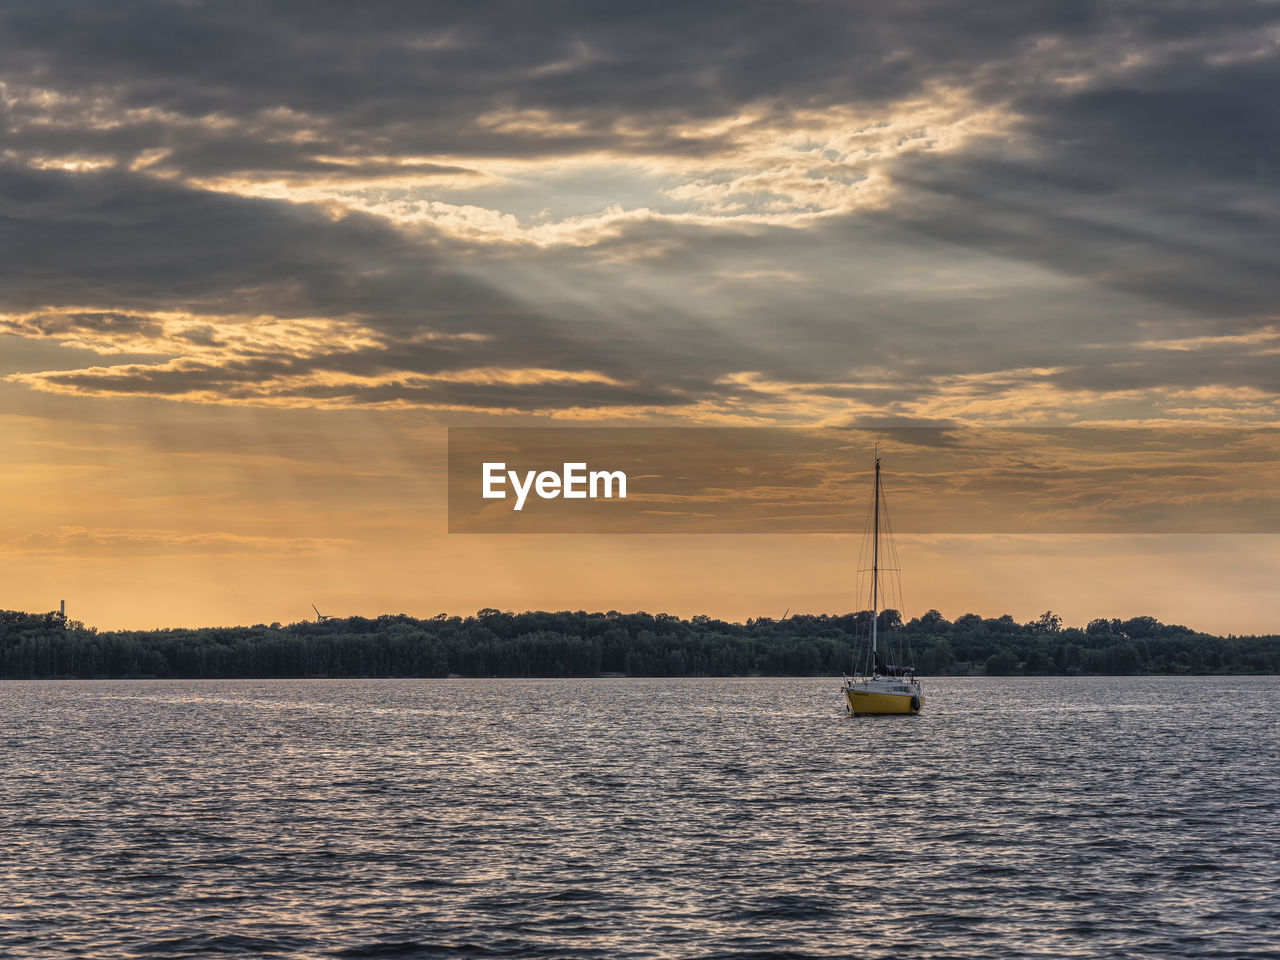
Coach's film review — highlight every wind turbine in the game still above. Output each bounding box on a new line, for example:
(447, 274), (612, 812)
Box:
(312, 603), (335, 623)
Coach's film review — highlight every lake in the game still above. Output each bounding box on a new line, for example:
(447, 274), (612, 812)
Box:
(1, 677), (1276, 958)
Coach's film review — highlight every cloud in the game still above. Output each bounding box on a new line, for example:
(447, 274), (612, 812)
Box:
(1, 1), (1278, 424)
(4, 525), (354, 558)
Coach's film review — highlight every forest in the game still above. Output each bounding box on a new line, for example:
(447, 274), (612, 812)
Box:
(1, 606), (1277, 679)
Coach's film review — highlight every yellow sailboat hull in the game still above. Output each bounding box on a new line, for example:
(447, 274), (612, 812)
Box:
(846, 689), (922, 715)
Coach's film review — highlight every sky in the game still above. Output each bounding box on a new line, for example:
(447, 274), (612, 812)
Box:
(2, 0), (1279, 632)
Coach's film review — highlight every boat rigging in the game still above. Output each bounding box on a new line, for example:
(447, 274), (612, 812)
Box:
(843, 453), (926, 715)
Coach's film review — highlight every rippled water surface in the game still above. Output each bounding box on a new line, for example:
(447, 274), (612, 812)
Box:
(2, 677), (1277, 959)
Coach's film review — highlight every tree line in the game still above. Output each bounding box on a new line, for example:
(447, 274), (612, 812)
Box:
(1, 606), (1277, 680)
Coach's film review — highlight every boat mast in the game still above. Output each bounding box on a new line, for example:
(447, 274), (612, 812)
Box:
(871, 454), (880, 674)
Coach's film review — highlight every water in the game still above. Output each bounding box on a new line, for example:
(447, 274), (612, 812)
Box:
(1, 677), (1277, 959)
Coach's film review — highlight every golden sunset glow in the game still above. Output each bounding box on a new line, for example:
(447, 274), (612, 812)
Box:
(2, 4), (1278, 633)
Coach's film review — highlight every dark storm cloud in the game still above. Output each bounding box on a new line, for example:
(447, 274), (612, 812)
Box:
(881, 155), (1279, 321)
(4, 0), (1276, 182)
(1, 3), (1069, 115)
(2, 1), (1278, 416)
(0, 0), (1182, 176)
(0, 164), (709, 409)
(0, 163), (525, 341)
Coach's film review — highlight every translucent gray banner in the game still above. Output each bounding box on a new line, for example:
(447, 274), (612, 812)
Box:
(447, 426), (1280, 533)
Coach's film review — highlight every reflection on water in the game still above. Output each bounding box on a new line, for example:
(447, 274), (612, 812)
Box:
(1, 677), (1277, 958)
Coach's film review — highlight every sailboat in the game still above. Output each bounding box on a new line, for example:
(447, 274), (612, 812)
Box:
(843, 454), (926, 715)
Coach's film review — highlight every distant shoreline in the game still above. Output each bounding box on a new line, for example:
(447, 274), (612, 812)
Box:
(4, 608), (1277, 680)
(4, 673), (1277, 682)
